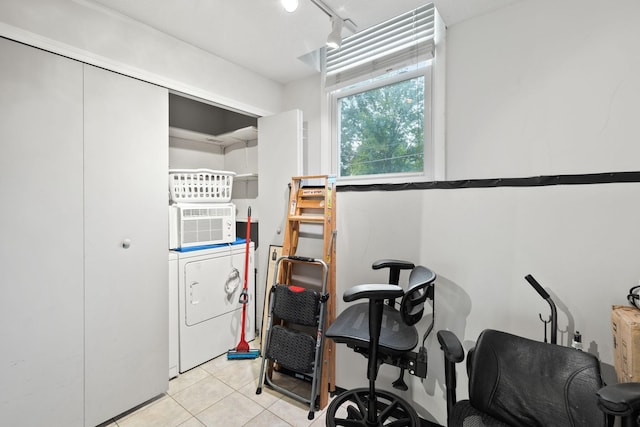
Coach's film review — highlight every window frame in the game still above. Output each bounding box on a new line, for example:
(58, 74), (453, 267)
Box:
(330, 63), (434, 185)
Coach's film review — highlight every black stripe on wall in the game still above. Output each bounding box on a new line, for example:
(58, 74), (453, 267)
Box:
(336, 171), (640, 192)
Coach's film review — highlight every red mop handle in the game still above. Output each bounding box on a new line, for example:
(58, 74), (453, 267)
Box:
(237, 207), (251, 349)
(243, 207), (251, 293)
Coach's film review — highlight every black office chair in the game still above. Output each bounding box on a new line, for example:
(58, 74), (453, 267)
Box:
(325, 260), (436, 427)
(438, 328), (640, 427)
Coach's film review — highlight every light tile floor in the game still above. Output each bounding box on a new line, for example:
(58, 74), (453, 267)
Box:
(101, 348), (332, 427)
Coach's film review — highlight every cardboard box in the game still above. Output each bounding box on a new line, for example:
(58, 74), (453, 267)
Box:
(612, 305), (640, 382)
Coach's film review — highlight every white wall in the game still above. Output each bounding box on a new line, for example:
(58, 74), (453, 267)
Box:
(325, 0), (640, 424)
(168, 137), (225, 170)
(0, 0), (284, 116)
(225, 140), (259, 220)
(283, 74), (323, 175)
(446, 0), (640, 179)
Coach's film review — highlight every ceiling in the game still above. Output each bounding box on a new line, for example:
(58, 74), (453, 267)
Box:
(91, 0), (523, 84)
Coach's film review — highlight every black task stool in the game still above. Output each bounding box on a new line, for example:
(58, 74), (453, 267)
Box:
(438, 328), (640, 427)
(325, 261), (436, 427)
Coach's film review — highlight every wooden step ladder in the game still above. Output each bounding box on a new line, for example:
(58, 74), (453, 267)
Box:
(276, 175), (337, 410)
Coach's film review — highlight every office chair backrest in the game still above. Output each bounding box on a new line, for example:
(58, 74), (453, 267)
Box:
(400, 266), (436, 326)
(467, 329), (605, 427)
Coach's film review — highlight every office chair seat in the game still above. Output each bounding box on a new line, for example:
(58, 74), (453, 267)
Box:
(325, 303), (418, 355)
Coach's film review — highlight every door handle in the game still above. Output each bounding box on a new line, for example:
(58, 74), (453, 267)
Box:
(189, 282), (200, 305)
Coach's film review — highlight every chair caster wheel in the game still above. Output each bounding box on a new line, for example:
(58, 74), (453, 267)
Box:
(325, 387), (420, 426)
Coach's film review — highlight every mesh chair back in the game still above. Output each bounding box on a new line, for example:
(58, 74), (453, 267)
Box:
(400, 266), (436, 326)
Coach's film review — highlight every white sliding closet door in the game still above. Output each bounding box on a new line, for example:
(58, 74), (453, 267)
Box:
(0, 39), (85, 426)
(256, 109), (303, 326)
(83, 65), (169, 426)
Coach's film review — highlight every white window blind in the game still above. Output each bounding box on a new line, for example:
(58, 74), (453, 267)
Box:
(325, 3), (435, 89)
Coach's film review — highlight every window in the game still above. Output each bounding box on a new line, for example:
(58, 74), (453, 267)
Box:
(335, 66), (428, 180)
(325, 3), (444, 184)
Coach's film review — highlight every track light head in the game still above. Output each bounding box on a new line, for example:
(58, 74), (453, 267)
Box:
(326, 16), (343, 49)
(281, 0), (299, 13)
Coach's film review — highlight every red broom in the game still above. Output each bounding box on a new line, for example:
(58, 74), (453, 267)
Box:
(228, 207), (259, 359)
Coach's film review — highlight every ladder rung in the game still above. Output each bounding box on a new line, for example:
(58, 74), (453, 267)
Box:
(297, 200), (325, 209)
(288, 215), (325, 223)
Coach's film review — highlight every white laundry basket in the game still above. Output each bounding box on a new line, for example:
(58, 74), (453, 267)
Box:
(169, 169), (235, 203)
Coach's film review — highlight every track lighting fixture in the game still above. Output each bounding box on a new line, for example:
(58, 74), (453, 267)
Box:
(326, 16), (343, 49)
(280, 0), (299, 13)
(280, 0), (356, 49)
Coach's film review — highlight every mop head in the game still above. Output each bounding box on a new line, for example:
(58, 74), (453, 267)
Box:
(227, 348), (260, 360)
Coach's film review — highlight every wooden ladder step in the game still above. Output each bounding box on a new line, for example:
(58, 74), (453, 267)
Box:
(288, 214), (326, 223)
(296, 199), (326, 209)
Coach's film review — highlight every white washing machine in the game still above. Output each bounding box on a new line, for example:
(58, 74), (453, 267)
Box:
(174, 242), (256, 372)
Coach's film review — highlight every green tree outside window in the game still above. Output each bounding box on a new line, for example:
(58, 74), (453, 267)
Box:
(338, 75), (425, 177)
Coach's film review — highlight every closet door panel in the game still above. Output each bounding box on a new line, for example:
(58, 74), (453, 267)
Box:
(0, 39), (84, 426)
(83, 65), (168, 426)
(256, 109), (303, 326)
